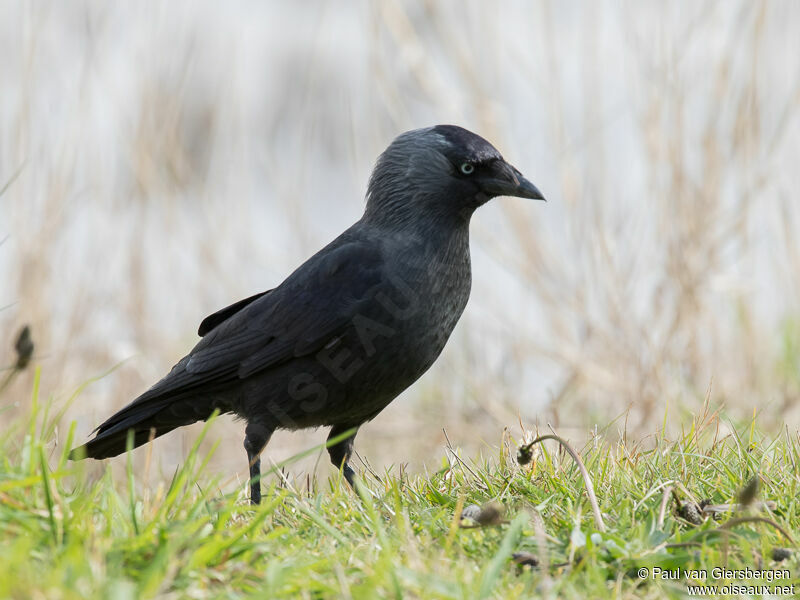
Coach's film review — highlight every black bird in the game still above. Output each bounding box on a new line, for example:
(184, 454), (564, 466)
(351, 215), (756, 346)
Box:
(70, 125), (545, 504)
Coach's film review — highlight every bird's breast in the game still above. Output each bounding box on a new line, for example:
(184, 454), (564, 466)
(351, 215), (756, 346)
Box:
(243, 229), (475, 429)
(372, 241), (472, 371)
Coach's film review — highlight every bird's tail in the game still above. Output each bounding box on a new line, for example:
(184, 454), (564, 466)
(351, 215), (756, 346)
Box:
(69, 393), (222, 460)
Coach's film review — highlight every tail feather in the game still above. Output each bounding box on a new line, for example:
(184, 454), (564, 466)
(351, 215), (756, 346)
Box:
(69, 393), (223, 461)
(69, 425), (176, 460)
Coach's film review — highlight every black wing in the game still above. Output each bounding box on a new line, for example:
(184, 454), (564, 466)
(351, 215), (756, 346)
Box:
(197, 290), (272, 336)
(96, 239), (389, 431)
(185, 239), (387, 379)
(83, 238), (389, 440)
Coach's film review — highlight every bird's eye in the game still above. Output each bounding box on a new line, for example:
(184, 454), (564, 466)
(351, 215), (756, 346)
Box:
(460, 162), (475, 175)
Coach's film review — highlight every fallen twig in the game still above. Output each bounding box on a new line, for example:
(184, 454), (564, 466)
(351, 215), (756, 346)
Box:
(517, 434), (606, 532)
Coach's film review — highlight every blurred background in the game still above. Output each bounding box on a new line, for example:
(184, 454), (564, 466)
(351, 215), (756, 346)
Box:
(1, 1), (799, 487)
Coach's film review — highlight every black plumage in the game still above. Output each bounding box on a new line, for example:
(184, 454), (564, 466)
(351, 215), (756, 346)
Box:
(69, 125), (545, 504)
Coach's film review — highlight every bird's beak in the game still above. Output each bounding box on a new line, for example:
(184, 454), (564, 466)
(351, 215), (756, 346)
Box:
(482, 161), (546, 201)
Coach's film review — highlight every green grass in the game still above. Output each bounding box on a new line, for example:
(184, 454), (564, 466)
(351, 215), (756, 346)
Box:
(1, 369), (798, 599)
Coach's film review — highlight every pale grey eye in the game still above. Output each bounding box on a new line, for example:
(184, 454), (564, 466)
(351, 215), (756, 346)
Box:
(460, 162), (475, 175)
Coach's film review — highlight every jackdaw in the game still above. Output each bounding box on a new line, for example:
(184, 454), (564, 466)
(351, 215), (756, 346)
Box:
(70, 125), (545, 504)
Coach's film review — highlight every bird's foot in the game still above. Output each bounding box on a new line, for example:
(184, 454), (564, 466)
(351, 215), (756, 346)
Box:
(343, 463), (357, 489)
(250, 483), (261, 505)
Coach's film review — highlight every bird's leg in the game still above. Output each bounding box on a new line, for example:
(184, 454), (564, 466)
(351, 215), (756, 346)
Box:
(327, 425), (359, 488)
(243, 422), (272, 505)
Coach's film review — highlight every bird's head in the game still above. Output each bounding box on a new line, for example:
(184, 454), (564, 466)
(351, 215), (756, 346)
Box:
(365, 125), (544, 227)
